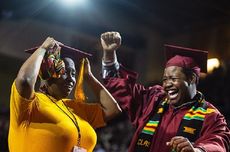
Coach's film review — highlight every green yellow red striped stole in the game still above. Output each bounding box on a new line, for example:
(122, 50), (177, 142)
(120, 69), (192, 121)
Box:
(141, 120), (159, 135)
(176, 92), (215, 142)
(134, 92), (215, 152)
(134, 99), (168, 152)
(184, 106), (215, 121)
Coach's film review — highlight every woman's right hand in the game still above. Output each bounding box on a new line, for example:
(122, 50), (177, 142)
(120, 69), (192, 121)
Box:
(40, 37), (56, 50)
(84, 58), (94, 80)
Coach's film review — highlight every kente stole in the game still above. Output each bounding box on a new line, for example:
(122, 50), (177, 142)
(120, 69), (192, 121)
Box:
(134, 92), (215, 152)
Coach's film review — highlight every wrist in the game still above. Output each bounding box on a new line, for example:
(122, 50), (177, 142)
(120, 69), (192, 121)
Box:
(35, 47), (47, 56)
(38, 46), (48, 52)
(102, 50), (117, 62)
(102, 55), (118, 66)
(85, 73), (97, 84)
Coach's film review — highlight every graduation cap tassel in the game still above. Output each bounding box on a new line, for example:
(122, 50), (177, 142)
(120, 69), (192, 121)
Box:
(74, 58), (86, 102)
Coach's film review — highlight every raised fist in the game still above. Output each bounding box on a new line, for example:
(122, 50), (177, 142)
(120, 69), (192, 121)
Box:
(101, 31), (121, 52)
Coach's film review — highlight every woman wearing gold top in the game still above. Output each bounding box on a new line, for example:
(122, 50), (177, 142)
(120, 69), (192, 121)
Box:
(8, 37), (121, 152)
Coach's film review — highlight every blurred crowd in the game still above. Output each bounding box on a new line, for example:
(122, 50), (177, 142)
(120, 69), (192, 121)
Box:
(1, 64), (230, 152)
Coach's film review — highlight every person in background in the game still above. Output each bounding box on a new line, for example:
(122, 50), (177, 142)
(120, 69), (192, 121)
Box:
(100, 31), (230, 152)
(8, 37), (121, 152)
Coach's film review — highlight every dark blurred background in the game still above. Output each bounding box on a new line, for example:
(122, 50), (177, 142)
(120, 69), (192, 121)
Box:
(1, 0), (230, 151)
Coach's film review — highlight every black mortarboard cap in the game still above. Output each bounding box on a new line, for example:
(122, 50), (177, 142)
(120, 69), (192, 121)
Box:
(25, 43), (92, 63)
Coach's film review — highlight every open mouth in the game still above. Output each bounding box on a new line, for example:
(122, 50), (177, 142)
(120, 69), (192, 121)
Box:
(168, 90), (179, 100)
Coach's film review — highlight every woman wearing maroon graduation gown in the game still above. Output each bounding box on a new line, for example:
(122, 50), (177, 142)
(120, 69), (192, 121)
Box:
(100, 31), (230, 152)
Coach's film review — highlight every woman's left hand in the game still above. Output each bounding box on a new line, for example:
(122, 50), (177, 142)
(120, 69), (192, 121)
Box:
(84, 58), (94, 80)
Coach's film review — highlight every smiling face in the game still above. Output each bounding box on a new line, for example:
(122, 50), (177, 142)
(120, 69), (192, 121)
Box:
(47, 57), (76, 100)
(162, 66), (194, 106)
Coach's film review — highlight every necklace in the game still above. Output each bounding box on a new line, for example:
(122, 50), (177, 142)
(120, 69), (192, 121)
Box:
(46, 95), (81, 146)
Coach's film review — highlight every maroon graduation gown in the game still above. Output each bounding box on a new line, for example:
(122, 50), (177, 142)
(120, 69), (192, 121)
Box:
(103, 65), (230, 152)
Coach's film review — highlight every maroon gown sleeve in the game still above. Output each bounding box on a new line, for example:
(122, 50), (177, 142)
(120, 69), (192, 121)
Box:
(103, 64), (164, 127)
(194, 103), (230, 152)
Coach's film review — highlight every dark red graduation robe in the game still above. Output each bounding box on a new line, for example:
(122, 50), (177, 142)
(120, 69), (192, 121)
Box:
(103, 65), (230, 152)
